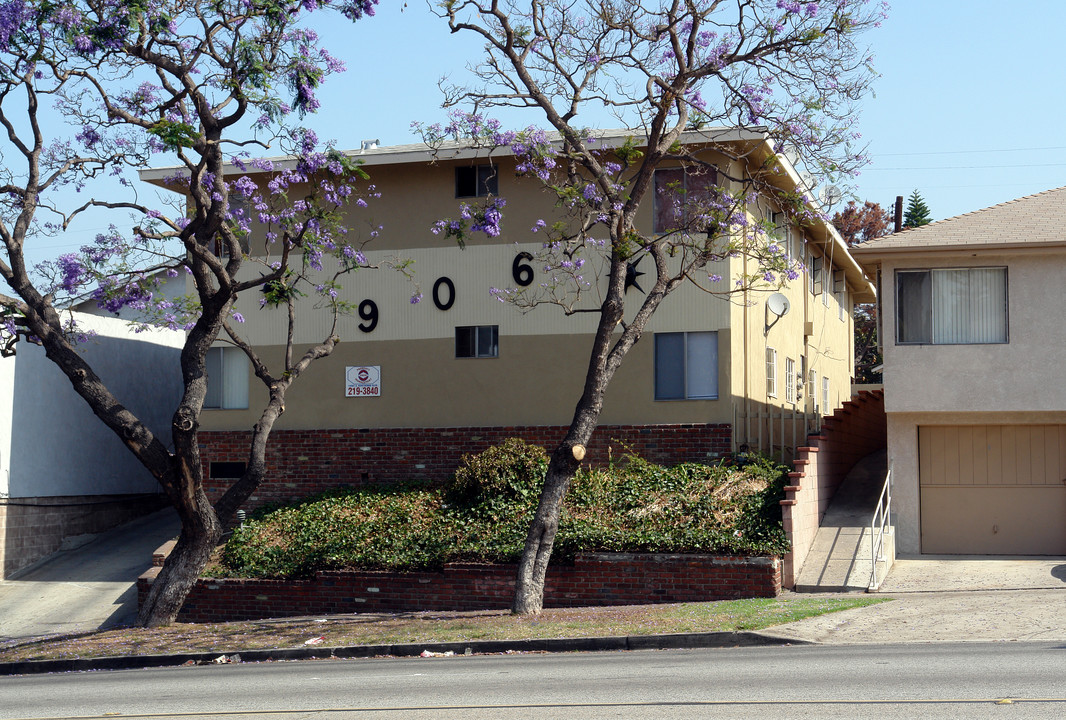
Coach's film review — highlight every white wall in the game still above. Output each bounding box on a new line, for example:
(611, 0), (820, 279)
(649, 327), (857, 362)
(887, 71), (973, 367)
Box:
(4, 313), (183, 498)
(0, 351), (15, 498)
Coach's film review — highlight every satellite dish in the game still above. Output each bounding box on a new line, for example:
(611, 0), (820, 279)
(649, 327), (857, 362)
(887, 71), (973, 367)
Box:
(767, 293), (790, 317)
(820, 185), (843, 208)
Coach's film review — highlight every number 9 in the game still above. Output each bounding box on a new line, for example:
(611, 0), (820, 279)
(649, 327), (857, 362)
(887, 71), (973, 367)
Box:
(358, 299), (378, 333)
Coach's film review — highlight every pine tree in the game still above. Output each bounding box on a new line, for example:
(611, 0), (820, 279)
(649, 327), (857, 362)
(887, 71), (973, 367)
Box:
(903, 190), (932, 228)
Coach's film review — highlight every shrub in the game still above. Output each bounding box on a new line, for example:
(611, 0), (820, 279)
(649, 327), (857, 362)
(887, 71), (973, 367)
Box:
(220, 486), (449, 578)
(447, 437), (548, 519)
(215, 443), (790, 579)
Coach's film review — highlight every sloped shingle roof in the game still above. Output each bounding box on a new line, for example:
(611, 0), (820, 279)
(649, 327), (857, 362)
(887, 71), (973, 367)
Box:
(851, 186), (1066, 257)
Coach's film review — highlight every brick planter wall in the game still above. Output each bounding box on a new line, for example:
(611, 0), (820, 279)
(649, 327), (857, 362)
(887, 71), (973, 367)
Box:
(138, 552), (780, 623)
(200, 423), (733, 510)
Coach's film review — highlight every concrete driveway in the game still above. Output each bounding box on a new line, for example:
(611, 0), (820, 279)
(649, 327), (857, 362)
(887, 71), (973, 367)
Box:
(0, 508), (179, 646)
(770, 554), (1066, 645)
(879, 554), (1066, 592)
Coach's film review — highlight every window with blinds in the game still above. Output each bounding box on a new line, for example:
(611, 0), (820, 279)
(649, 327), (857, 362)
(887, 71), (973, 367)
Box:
(204, 346), (249, 409)
(896, 268), (1008, 344)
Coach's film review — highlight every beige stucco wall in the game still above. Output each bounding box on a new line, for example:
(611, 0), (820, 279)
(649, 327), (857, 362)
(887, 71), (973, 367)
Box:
(728, 242), (856, 420)
(226, 242), (733, 346)
(237, 149), (746, 255)
(873, 248), (1066, 553)
(199, 143), (864, 436)
(880, 250), (1066, 414)
(199, 329), (736, 430)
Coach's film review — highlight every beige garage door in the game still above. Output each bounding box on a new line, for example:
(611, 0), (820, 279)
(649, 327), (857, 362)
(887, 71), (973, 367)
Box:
(919, 425), (1066, 554)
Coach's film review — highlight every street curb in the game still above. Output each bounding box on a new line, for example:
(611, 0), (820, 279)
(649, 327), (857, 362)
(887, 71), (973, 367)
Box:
(0, 631), (808, 676)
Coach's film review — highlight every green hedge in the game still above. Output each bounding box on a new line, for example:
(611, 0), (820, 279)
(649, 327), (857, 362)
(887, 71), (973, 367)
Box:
(217, 440), (790, 579)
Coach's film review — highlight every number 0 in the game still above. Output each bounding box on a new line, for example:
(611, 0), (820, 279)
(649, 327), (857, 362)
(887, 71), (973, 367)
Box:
(433, 276), (455, 310)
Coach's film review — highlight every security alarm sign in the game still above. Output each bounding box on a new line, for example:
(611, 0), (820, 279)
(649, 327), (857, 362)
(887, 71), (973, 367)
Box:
(345, 366), (381, 397)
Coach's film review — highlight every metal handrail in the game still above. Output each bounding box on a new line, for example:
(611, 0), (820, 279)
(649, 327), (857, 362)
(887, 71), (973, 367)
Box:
(869, 463), (892, 591)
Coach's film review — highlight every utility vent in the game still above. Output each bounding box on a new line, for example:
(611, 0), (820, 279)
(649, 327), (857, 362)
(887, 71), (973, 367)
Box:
(361, 139), (380, 151)
(211, 461), (247, 479)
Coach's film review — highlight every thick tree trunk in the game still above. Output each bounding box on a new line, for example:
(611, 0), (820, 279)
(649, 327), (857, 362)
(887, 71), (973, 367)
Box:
(137, 488), (222, 627)
(511, 443), (585, 614)
(511, 239), (674, 614)
(512, 322), (615, 614)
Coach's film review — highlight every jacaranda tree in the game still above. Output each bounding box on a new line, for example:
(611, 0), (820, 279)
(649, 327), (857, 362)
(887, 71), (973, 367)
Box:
(0, 0), (386, 626)
(425, 0), (887, 614)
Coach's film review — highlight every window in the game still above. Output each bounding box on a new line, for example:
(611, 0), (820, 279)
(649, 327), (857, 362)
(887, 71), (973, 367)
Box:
(654, 331), (719, 400)
(822, 261), (832, 308)
(215, 234), (251, 259)
(784, 229), (798, 264)
(809, 253), (822, 295)
(772, 217), (797, 262)
(455, 165), (498, 198)
(808, 369), (817, 412)
(785, 357), (796, 404)
(653, 166), (719, 234)
(895, 268), (1007, 344)
(834, 270), (848, 321)
(765, 347), (777, 398)
(204, 347), (249, 409)
(456, 325), (498, 358)
(821, 376), (830, 413)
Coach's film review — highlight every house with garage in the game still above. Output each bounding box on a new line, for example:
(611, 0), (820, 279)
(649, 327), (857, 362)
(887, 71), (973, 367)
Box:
(850, 186), (1066, 556)
(139, 129), (874, 519)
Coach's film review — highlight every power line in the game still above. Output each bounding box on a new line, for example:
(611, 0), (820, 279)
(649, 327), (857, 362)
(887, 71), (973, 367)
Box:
(866, 162), (1066, 171)
(877, 146), (1066, 157)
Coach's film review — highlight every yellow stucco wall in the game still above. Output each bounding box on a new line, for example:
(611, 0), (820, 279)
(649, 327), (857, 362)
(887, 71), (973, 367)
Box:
(198, 144), (863, 434)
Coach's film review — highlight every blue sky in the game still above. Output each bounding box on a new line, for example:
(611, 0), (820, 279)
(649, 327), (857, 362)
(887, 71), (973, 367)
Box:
(331, 1), (1066, 222)
(305, 1), (1066, 224)
(24, 1), (1066, 268)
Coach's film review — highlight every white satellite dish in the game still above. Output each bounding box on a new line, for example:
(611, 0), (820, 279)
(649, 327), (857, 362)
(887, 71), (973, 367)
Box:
(819, 185), (843, 208)
(767, 293), (790, 317)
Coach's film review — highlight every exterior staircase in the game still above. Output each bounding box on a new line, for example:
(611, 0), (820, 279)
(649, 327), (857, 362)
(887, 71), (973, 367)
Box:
(793, 449), (894, 592)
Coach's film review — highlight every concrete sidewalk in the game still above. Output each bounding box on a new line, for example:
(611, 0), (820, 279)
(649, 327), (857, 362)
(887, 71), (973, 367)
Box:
(767, 556), (1066, 644)
(1, 504), (1064, 660)
(0, 508), (179, 646)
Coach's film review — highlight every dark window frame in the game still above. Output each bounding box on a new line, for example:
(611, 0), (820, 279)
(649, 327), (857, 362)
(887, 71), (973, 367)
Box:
(455, 325), (499, 358)
(455, 165), (499, 198)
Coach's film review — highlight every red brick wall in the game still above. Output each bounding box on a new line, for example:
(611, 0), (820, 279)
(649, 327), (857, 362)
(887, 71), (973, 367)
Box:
(139, 552), (780, 623)
(780, 390), (886, 586)
(200, 424), (733, 509)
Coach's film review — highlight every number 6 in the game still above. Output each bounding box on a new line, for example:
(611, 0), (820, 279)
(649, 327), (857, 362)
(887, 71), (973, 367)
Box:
(512, 252), (534, 286)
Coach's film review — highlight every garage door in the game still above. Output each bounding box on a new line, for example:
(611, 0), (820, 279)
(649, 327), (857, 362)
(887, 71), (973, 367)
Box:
(919, 425), (1066, 554)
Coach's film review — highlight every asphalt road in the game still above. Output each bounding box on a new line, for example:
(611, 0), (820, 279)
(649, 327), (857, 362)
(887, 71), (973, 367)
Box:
(1, 642), (1064, 719)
